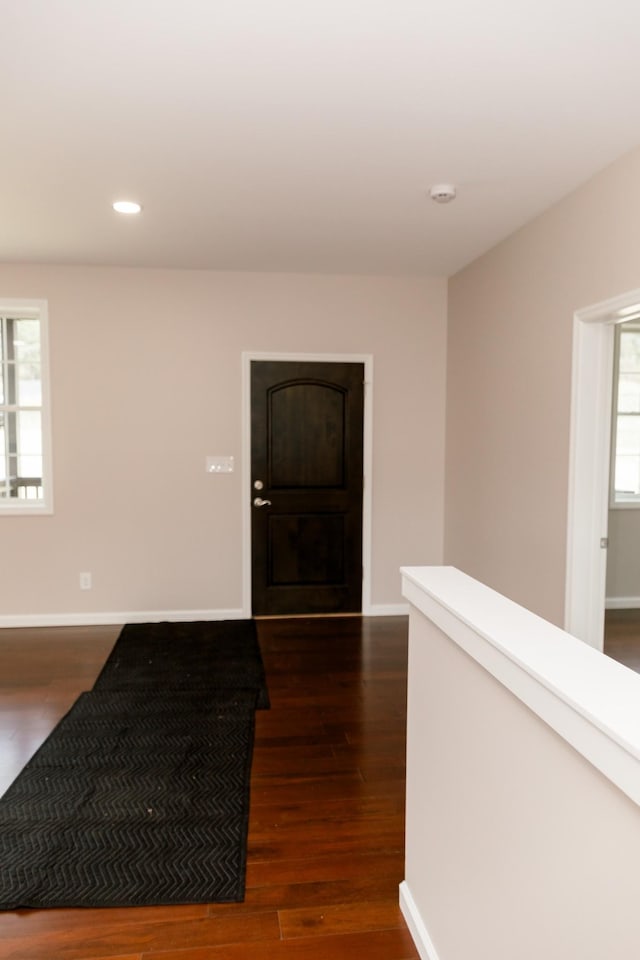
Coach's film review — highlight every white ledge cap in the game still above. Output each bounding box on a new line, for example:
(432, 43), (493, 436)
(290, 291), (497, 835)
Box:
(401, 565), (640, 805)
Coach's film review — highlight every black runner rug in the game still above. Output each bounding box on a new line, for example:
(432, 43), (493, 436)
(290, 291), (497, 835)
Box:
(94, 619), (270, 709)
(0, 619), (267, 910)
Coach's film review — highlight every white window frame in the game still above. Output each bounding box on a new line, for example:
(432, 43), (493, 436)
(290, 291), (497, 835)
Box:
(610, 320), (640, 510)
(0, 298), (53, 515)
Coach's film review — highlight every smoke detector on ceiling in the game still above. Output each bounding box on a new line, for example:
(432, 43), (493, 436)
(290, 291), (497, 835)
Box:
(429, 184), (457, 203)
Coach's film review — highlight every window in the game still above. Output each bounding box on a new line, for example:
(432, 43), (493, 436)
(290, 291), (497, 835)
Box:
(611, 321), (640, 507)
(0, 300), (52, 513)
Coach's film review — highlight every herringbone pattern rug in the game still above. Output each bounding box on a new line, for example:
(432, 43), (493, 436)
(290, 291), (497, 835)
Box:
(93, 619), (269, 708)
(0, 621), (266, 909)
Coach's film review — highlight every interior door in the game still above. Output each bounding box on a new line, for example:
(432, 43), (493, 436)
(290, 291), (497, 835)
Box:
(251, 360), (364, 615)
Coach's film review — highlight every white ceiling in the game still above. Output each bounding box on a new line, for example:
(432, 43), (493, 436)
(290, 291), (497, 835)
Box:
(3, 0), (640, 277)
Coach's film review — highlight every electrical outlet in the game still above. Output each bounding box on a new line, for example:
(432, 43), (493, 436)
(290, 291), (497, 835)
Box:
(79, 572), (92, 590)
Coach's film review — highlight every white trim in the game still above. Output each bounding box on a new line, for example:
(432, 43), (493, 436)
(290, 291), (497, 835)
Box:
(608, 321), (640, 508)
(367, 603), (409, 617)
(0, 608), (246, 629)
(605, 596), (640, 610)
(403, 565), (640, 807)
(241, 351), (374, 617)
(564, 291), (640, 649)
(399, 882), (442, 960)
(0, 298), (53, 515)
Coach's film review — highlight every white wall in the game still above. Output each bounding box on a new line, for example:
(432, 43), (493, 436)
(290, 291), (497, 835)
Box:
(0, 264), (447, 623)
(446, 144), (640, 627)
(606, 508), (640, 605)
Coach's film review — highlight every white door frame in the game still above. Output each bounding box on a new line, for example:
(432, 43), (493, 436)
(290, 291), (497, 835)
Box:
(565, 288), (640, 649)
(241, 351), (373, 618)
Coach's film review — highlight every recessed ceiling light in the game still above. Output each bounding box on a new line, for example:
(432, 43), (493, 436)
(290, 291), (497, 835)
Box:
(112, 200), (142, 215)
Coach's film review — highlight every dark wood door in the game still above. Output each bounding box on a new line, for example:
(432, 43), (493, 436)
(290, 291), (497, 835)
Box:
(251, 360), (364, 615)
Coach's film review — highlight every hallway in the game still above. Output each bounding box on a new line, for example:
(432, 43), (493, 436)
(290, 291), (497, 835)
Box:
(0, 616), (416, 960)
(1, 611), (638, 959)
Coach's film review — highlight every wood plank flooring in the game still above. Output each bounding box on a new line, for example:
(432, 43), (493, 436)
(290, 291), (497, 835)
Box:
(604, 608), (640, 672)
(0, 616), (417, 960)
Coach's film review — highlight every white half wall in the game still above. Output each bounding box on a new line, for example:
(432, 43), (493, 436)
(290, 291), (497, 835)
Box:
(401, 565), (640, 960)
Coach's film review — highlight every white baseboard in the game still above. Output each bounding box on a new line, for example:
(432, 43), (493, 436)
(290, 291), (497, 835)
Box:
(399, 881), (442, 960)
(0, 605), (410, 628)
(365, 602), (410, 617)
(0, 608), (247, 629)
(605, 596), (640, 610)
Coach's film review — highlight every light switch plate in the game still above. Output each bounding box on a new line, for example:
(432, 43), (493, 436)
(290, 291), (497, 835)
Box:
(206, 455), (234, 474)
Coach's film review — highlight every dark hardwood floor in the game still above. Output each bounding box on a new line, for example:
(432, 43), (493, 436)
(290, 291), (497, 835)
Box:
(604, 608), (640, 672)
(0, 616), (417, 960)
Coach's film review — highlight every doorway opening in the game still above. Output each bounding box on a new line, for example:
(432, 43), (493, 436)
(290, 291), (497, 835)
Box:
(565, 287), (640, 650)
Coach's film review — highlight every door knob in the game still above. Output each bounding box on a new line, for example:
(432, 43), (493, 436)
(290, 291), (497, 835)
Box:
(253, 497), (272, 507)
